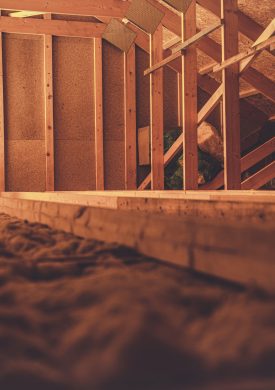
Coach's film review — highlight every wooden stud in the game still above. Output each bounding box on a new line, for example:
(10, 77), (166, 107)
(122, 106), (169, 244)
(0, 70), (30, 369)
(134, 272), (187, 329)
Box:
(150, 24), (164, 190)
(94, 38), (104, 191)
(44, 14), (54, 191)
(221, 0), (241, 190)
(0, 10), (4, 192)
(124, 44), (137, 190)
(138, 84), (222, 190)
(182, 1), (198, 190)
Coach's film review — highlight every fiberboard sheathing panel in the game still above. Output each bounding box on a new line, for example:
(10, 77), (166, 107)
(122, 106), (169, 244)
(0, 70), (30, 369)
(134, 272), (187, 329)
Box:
(53, 36), (96, 190)
(5, 140), (46, 192)
(103, 41), (125, 190)
(3, 34), (44, 140)
(163, 0), (193, 13)
(103, 19), (136, 53)
(126, 0), (164, 34)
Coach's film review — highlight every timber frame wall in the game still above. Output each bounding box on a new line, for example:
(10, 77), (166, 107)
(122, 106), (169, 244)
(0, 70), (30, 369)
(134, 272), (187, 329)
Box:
(0, 0), (274, 192)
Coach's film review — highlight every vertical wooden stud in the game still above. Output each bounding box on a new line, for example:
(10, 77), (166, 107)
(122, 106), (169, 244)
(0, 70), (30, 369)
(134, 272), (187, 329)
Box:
(94, 37), (104, 190)
(150, 24), (164, 190)
(0, 10), (5, 192)
(177, 73), (182, 128)
(124, 44), (137, 190)
(44, 14), (54, 191)
(221, 0), (241, 189)
(182, 1), (198, 190)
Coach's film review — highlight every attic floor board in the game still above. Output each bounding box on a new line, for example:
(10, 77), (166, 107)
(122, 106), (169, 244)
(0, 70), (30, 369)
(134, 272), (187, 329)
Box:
(0, 191), (274, 292)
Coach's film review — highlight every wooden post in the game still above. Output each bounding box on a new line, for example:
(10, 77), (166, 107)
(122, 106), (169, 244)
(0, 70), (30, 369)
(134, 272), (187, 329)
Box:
(94, 37), (104, 190)
(182, 1), (198, 190)
(124, 44), (137, 190)
(44, 14), (54, 191)
(150, 24), (164, 190)
(221, 0), (241, 189)
(0, 11), (4, 192)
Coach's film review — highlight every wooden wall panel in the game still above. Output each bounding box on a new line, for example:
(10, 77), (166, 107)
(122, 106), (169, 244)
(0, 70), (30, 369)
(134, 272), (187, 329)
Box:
(3, 34), (46, 191)
(102, 41), (125, 190)
(53, 36), (96, 190)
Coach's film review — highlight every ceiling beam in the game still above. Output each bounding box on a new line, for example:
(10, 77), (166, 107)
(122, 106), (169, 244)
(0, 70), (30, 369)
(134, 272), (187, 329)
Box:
(0, 0), (130, 18)
(0, 15), (106, 38)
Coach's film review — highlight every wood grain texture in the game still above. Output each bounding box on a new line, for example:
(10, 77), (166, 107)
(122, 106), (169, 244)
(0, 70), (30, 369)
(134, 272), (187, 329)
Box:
(94, 38), (104, 190)
(182, 1), (198, 190)
(124, 45), (137, 189)
(0, 11), (5, 192)
(44, 14), (54, 191)
(150, 25), (164, 190)
(0, 16), (106, 38)
(222, 0), (241, 190)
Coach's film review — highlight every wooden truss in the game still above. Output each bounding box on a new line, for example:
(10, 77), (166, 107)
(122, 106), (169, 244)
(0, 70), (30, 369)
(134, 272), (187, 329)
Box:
(0, 0), (274, 192)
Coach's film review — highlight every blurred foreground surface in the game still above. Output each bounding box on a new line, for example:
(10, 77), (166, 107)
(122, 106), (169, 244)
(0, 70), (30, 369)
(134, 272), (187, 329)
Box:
(0, 214), (274, 390)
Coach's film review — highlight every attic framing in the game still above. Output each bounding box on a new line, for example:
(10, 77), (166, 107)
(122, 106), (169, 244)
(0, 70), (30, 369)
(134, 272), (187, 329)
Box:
(0, 0), (273, 192)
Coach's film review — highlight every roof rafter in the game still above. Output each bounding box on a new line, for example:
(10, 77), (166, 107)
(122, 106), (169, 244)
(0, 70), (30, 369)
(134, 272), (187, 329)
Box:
(0, 0), (130, 18)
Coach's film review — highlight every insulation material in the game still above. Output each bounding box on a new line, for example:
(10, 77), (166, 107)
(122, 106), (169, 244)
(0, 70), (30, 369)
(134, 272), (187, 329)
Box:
(164, 67), (179, 129)
(103, 19), (136, 53)
(138, 126), (150, 166)
(54, 141), (95, 190)
(126, 0), (164, 34)
(102, 41), (125, 190)
(136, 47), (150, 129)
(53, 36), (96, 190)
(5, 141), (46, 191)
(3, 34), (46, 191)
(164, 0), (193, 13)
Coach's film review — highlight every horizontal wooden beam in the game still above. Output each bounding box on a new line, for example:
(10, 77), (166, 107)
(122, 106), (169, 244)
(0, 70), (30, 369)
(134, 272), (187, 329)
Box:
(0, 15), (106, 38)
(144, 22), (222, 76)
(0, 193), (275, 292)
(9, 11), (48, 17)
(0, 0), (129, 17)
(201, 36), (275, 75)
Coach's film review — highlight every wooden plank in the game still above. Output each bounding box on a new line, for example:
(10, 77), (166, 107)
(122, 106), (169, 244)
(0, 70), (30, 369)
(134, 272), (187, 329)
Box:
(173, 22), (222, 54)
(0, 0), (129, 17)
(9, 11), (48, 17)
(0, 11), (4, 192)
(124, 45), (137, 189)
(242, 161), (275, 190)
(138, 84), (222, 190)
(202, 36), (275, 75)
(94, 38), (104, 190)
(201, 137), (275, 190)
(150, 24), (164, 190)
(240, 19), (275, 73)
(44, 14), (54, 191)
(221, 0), (241, 190)
(0, 193), (275, 292)
(144, 22), (222, 76)
(243, 67), (275, 104)
(182, 1), (198, 190)
(0, 15), (106, 38)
